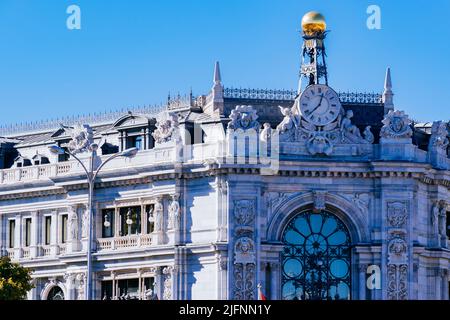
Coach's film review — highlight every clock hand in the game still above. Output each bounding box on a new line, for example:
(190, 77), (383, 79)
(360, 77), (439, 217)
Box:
(310, 94), (325, 113)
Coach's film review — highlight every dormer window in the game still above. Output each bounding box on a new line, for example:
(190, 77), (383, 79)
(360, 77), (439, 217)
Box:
(32, 153), (50, 166)
(14, 155), (31, 168)
(112, 114), (155, 152)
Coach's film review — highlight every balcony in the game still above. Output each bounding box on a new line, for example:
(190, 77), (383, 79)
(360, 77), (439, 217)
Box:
(97, 234), (153, 251)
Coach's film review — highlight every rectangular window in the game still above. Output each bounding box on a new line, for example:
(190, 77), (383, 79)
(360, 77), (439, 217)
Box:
(61, 215), (68, 243)
(25, 218), (32, 247)
(119, 206), (141, 236)
(126, 135), (143, 150)
(8, 220), (15, 248)
(102, 209), (115, 238)
(45, 216), (52, 245)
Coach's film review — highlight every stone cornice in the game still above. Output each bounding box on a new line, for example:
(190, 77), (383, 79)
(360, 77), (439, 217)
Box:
(0, 160), (449, 201)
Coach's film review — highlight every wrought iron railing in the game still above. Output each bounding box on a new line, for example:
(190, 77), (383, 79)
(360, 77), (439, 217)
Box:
(224, 87), (383, 104)
(224, 88), (297, 100)
(0, 104), (167, 137)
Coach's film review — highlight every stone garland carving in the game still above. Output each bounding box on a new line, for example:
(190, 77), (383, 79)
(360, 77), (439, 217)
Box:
(386, 201), (409, 300)
(380, 110), (412, 140)
(428, 121), (449, 151)
(233, 199), (256, 300)
(227, 105), (260, 131)
(168, 195), (181, 230)
(152, 112), (180, 145)
(387, 264), (408, 300)
(65, 124), (94, 154)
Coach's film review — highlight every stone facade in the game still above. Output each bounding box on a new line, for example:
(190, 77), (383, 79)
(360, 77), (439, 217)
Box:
(0, 43), (449, 301)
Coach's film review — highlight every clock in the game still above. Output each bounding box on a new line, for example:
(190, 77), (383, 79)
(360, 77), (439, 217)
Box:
(299, 84), (341, 126)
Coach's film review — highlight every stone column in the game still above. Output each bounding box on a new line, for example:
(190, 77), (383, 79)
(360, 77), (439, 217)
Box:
(50, 211), (58, 256)
(358, 264), (368, 300)
(441, 269), (449, 300)
(140, 204), (147, 234)
(269, 262), (279, 300)
(14, 214), (21, 260)
(0, 214), (4, 257)
(218, 255), (228, 300)
(154, 197), (164, 245)
(30, 211), (39, 258)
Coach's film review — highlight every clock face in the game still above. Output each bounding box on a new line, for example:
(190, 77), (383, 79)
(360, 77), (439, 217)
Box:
(299, 84), (341, 126)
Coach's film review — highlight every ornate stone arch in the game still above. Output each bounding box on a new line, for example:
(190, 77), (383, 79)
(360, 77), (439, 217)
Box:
(40, 280), (67, 300)
(266, 192), (370, 244)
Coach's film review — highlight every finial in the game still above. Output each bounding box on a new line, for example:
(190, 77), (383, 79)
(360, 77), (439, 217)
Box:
(213, 61), (222, 85)
(384, 67), (392, 91)
(382, 67), (394, 113)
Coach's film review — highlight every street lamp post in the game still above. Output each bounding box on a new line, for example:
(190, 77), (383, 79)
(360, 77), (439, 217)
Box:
(49, 143), (138, 300)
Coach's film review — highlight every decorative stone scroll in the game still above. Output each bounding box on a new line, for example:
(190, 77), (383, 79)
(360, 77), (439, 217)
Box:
(232, 199), (256, 300)
(385, 201), (409, 300)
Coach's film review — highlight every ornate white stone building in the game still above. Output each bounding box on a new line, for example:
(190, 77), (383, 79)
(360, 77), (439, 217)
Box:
(0, 13), (449, 300)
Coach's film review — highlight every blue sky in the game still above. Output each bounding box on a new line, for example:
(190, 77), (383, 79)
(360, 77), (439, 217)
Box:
(0, 0), (449, 126)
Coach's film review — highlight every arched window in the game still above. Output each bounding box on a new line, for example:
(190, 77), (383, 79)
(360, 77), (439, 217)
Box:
(47, 286), (65, 300)
(281, 211), (351, 300)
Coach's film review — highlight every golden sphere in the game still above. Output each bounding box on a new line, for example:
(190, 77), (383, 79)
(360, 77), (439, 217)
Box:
(301, 11), (326, 35)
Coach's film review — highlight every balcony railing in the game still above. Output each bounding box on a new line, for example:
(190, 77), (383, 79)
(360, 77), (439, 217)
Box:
(22, 247), (30, 259)
(6, 248), (14, 260)
(42, 245), (51, 257)
(0, 143), (222, 185)
(97, 234), (153, 251)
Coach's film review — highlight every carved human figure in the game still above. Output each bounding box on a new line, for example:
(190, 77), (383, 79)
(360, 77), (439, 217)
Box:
(168, 195), (181, 230)
(431, 201), (440, 245)
(154, 198), (164, 232)
(438, 202), (448, 247)
(363, 126), (374, 144)
(69, 210), (79, 241)
(260, 123), (272, 143)
(276, 106), (298, 134)
(340, 110), (361, 138)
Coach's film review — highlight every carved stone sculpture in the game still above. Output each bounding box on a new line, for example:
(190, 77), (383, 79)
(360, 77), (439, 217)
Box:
(259, 123), (272, 143)
(429, 121), (449, 151)
(152, 112), (180, 144)
(168, 195), (181, 230)
(68, 209), (78, 241)
(227, 105), (260, 131)
(380, 110), (412, 139)
(154, 198), (164, 232)
(66, 124), (94, 154)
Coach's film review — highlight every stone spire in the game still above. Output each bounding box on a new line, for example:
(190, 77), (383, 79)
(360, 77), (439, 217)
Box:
(382, 67), (394, 113)
(206, 61), (224, 116)
(213, 61), (222, 85)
